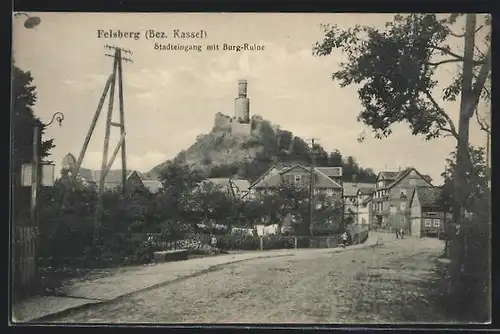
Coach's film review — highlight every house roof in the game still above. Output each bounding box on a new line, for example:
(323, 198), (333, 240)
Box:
(248, 165), (283, 188)
(410, 186), (443, 208)
(377, 171), (399, 181)
(207, 178), (251, 192)
(62, 153), (77, 168)
(315, 167), (342, 178)
(343, 182), (376, 197)
(142, 180), (163, 193)
(383, 167), (433, 190)
(75, 168), (135, 183)
(203, 178), (251, 198)
(253, 164), (342, 189)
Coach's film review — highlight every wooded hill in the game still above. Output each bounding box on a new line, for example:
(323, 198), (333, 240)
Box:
(148, 113), (376, 183)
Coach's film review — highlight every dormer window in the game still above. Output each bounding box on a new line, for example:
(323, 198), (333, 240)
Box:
(400, 189), (407, 198)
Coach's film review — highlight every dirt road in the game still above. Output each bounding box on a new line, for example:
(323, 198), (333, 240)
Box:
(49, 237), (452, 324)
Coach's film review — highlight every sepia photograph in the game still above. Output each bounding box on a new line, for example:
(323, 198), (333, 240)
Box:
(11, 12), (491, 325)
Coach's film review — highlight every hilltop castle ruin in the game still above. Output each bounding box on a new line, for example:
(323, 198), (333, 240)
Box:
(214, 80), (252, 137)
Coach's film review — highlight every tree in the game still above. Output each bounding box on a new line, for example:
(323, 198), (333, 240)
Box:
(12, 65), (55, 224)
(438, 146), (490, 321)
(439, 146), (490, 219)
(327, 150), (343, 167)
(158, 162), (204, 216)
(313, 13), (490, 240)
(189, 181), (235, 225)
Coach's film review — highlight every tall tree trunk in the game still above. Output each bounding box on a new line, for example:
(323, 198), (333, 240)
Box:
(452, 13), (476, 276)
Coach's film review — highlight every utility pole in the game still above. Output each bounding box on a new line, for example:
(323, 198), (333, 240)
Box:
(67, 45), (133, 245)
(308, 138), (318, 236)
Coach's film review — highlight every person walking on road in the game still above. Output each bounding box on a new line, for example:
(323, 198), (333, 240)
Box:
(211, 234), (218, 250)
(400, 228), (404, 239)
(341, 231), (348, 248)
(395, 228), (400, 239)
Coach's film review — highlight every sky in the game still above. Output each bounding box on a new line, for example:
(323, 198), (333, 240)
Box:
(13, 13), (490, 184)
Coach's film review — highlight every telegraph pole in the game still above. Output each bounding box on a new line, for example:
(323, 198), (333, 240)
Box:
(64, 45), (133, 245)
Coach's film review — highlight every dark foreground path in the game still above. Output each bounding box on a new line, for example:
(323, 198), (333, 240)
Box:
(49, 237), (453, 324)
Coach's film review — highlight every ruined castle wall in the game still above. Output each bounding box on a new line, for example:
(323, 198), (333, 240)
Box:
(213, 113), (232, 132)
(231, 122), (252, 137)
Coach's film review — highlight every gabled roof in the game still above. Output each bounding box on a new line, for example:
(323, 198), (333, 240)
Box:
(90, 169), (137, 184)
(383, 167), (433, 190)
(409, 186), (443, 209)
(253, 164), (342, 189)
(343, 182), (376, 197)
(206, 178), (251, 192)
(142, 180), (163, 193)
(315, 167), (342, 178)
(203, 178), (251, 198)
(376, 171), (399, 181)
(248, 165), (283, 189)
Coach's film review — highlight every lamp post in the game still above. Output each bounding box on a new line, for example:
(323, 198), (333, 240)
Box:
(29, 113), (65, 229)
(20, 112), (64, 293)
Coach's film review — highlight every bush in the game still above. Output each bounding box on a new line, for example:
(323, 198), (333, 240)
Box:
(263, 235), (295, 250)
(217, 235), (260, 250)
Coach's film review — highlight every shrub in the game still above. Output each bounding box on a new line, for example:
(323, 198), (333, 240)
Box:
(263, 235), (295, 250)
(217, 235), (260, 250)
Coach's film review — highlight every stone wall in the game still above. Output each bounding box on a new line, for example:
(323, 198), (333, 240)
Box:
(213, 113), (232, 132)
(231, 122), (252, 137)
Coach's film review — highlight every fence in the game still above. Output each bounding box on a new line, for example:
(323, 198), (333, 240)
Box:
(35, 229), (371, 270)
(12, 226), (37, 298)
(152, 230), (370, 252)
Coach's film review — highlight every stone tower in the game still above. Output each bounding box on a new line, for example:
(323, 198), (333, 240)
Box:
(234, 80), (250, 123)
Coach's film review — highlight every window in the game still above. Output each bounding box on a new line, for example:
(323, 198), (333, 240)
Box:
(424, 219), (432, 227)
(433, 219), (440, 227)
(401, 216), (406, 223)
(326, 188), (333, 195)
(361, 218), (366, 224)
(400, 189), (407, 197)
(400, 202), (407, 211)
(390, 206), (397, 214)
(294, 175), (301, 182)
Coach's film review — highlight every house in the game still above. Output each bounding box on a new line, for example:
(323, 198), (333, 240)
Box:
(409, 186), (450, 238)
(315, 167), (343, 184)
(202, 178), (251, 199)
(245, 164), (342, 201)
(372, 168), (433, 233)
(356, 188), (374, 228)
(342, 182), (376, 222)
(61, 152), (161, 192)
(142, 180), (163, 194)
